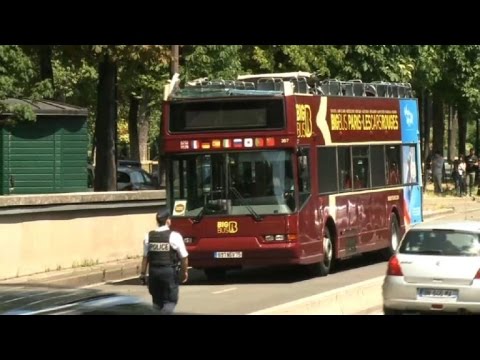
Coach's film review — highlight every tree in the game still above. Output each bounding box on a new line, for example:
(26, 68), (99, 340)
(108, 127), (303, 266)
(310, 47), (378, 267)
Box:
(93, 51), (117, 191)
(117, 45), (170, 162)
(0, 45), (53, 121)
(182, 45), (243, 81)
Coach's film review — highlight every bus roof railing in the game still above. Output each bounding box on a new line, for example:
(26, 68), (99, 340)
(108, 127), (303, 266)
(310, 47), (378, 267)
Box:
(170, 72), (414, 99)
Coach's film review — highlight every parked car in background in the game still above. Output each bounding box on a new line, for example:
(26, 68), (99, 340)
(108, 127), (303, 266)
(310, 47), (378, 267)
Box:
(117, 166), (157, 191)
(382, 220), (480, 314)
(87, 161), (158, 190)
(118, 159), (142, 168)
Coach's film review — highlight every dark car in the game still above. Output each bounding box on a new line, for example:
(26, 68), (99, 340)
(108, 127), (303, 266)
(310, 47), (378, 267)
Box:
(117, 166), (157, 191)
(0, 285), (161, 315)
(118, 159), (142, 168)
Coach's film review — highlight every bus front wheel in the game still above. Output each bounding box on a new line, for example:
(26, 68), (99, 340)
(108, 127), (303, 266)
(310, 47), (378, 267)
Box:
(306, 227), (334, 277)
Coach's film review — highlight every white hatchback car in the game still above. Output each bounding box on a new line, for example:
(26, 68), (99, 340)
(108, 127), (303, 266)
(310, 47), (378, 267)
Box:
(382, 220), (480, 315)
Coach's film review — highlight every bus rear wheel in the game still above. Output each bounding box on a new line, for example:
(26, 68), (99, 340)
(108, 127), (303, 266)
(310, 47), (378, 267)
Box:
(381, 213), (399, 260)
(204, 268), (227, 282)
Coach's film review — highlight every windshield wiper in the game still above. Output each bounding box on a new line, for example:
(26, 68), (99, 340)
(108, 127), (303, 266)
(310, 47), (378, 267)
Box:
(192, 207), (205, 224)
(230, 186), (263, 222)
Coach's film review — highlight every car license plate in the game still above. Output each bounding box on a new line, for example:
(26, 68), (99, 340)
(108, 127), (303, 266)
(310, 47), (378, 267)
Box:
(214, 251), (243, 259)
(417, 288), (458, 300)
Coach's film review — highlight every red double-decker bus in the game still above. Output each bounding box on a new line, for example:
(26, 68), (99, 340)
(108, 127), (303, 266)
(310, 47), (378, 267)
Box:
(161, 72), (423, 281)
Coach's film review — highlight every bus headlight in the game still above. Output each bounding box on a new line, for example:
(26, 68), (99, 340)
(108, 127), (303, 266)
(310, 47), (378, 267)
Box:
(264, 234), (297, 242)
(184, 237), (193, 244)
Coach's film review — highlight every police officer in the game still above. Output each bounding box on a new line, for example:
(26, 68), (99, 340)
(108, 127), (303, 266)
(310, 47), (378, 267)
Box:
(139, 208), (189, 314)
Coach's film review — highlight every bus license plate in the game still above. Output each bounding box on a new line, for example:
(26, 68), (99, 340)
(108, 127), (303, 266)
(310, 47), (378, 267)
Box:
(214, 252), (243, 259)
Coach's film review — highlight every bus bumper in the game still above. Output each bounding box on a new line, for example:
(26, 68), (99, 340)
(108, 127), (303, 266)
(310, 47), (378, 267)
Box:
(186, 236), (302, 268)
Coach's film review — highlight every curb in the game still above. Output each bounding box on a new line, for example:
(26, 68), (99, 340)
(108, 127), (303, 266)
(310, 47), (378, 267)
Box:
(249, 276), (384, 315)
(0, 258), (142, 288)
(423, 208), (455, 219)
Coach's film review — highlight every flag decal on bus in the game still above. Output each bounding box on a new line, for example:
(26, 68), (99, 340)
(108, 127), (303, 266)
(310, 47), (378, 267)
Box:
(223, 139), (231, 148)
(233, 139), (243, 148)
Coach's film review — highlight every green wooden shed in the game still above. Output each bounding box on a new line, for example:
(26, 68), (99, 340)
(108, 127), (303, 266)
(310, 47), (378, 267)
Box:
(0, 99), (89, 195)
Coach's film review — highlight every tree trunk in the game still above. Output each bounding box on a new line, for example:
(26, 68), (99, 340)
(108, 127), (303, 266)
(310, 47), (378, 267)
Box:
(138, 95), (150, 162)
(38, 45), (56, 100)
(128, 94), (140, 162)
(458, 107), (467, 156)
(422, 92), (432, 190)
(128, 92), (151, 163)
(158, 104), (167, 188)
(450, 107), (458, 159)
(432, 93), (444, 156)
(94, 54), (117, 191)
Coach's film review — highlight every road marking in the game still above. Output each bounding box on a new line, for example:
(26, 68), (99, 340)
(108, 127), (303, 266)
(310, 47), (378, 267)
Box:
(82, 276), (139, 288)
(212, 287), (237, 294)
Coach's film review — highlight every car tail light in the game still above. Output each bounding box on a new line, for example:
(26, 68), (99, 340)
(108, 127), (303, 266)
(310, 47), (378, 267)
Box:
(475, 269), (480, 279)
(387, 255), (403, 276)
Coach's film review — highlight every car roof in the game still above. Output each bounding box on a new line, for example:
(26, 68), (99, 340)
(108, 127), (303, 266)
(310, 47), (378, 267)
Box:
(0, 285), (159, 315)
(409, 220), (480, 233)
(117, 166), (146, 173)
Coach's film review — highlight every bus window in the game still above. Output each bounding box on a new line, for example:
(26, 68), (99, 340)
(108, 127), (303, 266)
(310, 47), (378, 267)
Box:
(352, 146), (369, 189)
(170, 158), (189, 199)
(386, 145), (402, 185)
(338, 147), (352, 191)
(297, 147), (311, 205)
(371, 145), (386, 188)
(318, 147), (338, 194)
(402, 145), (418, 184)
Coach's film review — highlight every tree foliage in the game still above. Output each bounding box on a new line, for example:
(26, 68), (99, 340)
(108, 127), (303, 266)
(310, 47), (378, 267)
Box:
(0, 45), (53, 122)
(4, 44), (480, 190)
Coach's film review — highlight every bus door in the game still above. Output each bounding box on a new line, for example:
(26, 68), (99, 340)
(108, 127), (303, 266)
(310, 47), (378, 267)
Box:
(337, 146), (360, 256)
(296, 147), (322, 257)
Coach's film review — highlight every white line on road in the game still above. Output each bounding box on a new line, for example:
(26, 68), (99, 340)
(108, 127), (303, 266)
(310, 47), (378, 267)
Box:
(81, 276), (139, 289)
(212, 287), (237, 294)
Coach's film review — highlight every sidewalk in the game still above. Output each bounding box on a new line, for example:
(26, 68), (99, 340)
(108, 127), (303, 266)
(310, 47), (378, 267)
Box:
(423, 182), (480, 218)
(0, 258), (142, 288)
(3, 186), (479, 289)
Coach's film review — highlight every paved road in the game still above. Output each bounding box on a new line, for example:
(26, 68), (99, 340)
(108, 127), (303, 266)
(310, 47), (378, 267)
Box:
(91, 204), (480, 315)
(91, 254), (388, 314)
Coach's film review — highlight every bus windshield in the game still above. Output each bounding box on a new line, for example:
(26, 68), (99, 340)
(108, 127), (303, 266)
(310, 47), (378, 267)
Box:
(169, 150), (296, 218)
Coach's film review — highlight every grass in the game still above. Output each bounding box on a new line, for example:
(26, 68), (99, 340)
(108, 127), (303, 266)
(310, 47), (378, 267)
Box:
(71, 259), (100, 268)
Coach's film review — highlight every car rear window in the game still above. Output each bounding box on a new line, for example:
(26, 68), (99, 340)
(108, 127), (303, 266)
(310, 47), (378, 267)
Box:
(130, 170), (153, 185)
(399, 230), (480, 256)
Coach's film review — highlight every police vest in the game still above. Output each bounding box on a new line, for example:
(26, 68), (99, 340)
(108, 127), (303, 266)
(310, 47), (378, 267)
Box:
(147, 230), (178, 267)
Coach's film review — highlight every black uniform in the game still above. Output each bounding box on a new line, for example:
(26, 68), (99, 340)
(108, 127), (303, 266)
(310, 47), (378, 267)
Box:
(147, 229), (180, 312)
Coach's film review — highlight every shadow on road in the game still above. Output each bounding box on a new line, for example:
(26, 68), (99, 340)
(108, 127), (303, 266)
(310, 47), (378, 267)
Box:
(109, 252), (386, 287)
